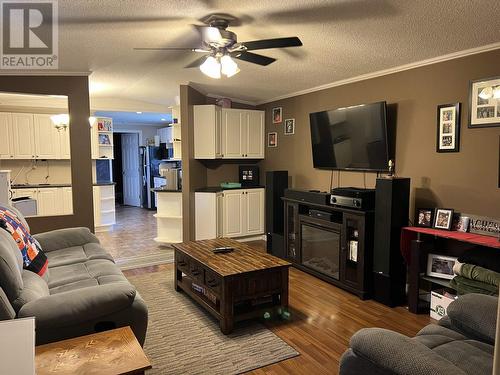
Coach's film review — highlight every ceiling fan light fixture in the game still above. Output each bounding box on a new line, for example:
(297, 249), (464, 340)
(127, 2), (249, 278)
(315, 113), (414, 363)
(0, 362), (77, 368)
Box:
(200, 56), (221, 79)
(493, 86), (500, 99)
(220, 55), (239, 77)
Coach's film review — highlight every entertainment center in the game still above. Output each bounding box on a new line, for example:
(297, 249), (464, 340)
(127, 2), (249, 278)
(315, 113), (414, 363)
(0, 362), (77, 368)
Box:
(282, 189), (375, 299)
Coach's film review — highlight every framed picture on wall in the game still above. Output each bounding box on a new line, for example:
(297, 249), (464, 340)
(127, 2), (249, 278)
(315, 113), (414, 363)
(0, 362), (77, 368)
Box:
(284, 118), (295, 135)
(272, 107), (282, 124)
(267, 132), (278, 147)
(469, 76), (500, 128)
(436, 103), (460, 152)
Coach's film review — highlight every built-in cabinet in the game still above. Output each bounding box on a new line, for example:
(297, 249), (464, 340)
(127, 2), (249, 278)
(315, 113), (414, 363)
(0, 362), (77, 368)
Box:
(0, 112), (70, 160)
(91, 117), (114, 160)
(11, 186), (73, 216)
(93, 185), (116, 231)
(195, 188), (265, 240)
(194, 105), (264, 159)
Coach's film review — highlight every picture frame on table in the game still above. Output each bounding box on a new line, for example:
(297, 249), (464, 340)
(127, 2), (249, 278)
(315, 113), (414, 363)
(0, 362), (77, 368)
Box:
(284, 118), (295, 135)
(433, 208), (454, 230)
(436, 103), (461, 152)
(272, 107), (283, 124)
(426, 253), (458, 280)
(267, 132), (278, 148)
(415, 208), (434, 228)
(469, 76), (500, 128)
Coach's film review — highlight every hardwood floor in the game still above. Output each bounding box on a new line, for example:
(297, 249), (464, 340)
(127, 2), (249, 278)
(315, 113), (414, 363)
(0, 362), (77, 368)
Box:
(124, 240), (431, 375)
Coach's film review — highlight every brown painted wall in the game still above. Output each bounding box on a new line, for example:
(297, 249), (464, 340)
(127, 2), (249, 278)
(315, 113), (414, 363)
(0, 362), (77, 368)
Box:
(0, 75), (94, 233)
(258, 49), (500, 218)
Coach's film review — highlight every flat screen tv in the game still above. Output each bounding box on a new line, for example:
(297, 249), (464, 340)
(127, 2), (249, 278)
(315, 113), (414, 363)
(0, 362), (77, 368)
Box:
(309, 101), (390, 171)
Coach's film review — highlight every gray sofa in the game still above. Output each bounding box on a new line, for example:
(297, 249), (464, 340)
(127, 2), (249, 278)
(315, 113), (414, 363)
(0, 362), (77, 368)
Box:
(340, 293), (497, 374)
(0, 208), (148, 346)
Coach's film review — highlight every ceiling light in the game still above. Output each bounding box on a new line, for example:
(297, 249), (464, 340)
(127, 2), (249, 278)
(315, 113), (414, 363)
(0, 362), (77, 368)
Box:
(89, 116), (97, 127)
(200, 56), (221, 79)
(136, 111), (143, 114)
(161, 118), (167, 121)
(493, 86), (500, 99)
(51, 114), (69, 131)
(220, 55), (240, 77)
(478, 87), (493, 100)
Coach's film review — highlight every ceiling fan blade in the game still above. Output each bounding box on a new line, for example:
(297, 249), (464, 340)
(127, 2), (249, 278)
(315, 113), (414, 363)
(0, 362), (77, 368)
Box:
(60, 16), (183, 25)
(233, 52), (276, 66)
(242, 37), (302, 51)
(134, 47), (202, 51)
(184, 55), (209, 68)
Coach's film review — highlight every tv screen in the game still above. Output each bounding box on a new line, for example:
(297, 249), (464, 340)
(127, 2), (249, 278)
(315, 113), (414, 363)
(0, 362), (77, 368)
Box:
(309, 101), (390, 171)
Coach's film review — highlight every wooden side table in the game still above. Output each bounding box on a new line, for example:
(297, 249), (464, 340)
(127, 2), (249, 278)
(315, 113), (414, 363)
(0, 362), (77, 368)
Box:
(36, 327), (151, 375)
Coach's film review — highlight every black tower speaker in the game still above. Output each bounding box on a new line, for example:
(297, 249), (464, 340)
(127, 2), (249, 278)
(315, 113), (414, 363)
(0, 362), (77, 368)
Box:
(373, 177), (410, 307)
(265, 171), (288, 258)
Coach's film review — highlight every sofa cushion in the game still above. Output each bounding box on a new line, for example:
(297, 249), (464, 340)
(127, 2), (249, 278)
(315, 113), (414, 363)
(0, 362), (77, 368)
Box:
(46, 243), (114, 268)
(12, 270), (50, 312)
(0, 205), (48, 276)
(0, 229), (24, 302)
(0, 287), (15, 320)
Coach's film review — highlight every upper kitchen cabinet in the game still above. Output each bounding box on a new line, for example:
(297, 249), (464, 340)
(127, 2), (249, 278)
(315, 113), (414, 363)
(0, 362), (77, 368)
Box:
(0, 112), (14, 159)
(33, 114), (63, 159)
(193, 105), (264, 160)
(12, 113), (35, 159)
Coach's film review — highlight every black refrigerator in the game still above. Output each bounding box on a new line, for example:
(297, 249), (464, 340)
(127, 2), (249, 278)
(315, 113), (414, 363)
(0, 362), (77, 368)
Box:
(140, 146), (168, 209)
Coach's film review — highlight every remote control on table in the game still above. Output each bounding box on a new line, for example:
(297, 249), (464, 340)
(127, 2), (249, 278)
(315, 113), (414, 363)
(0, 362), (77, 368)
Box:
(213, 247), (234, 254)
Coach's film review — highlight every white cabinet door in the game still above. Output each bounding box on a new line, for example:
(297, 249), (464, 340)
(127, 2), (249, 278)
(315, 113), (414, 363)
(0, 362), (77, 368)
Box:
(12, 189), (38, 216)
(194, 105), (221, 159)
(62, 187), (73, 214)
(93, 186), (100, 226)
(245, 189), (265, 235)
(195, 192), (217, 240)
(37, 188), (63, 216)
(59, 128), (71, 159)
(0, 113), (14, 159)
(91, 123), (99, 159)
(222, 189), (245, 237)
(33, 114), (59, 159)
(12, 113), (35, 159)
(221, 109), (243, 159)
(245, 111), (265, 159)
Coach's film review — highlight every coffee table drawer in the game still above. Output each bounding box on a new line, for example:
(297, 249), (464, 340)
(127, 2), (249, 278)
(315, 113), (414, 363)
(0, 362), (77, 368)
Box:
(176, 252), (190, 273)
(189, 260), (204, 283)
(205, 270), (222, 295)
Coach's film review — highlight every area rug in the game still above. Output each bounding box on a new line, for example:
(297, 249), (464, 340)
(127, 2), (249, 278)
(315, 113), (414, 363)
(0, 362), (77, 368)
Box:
(127, 269), (299, 374)
(116, 251), (175, 270)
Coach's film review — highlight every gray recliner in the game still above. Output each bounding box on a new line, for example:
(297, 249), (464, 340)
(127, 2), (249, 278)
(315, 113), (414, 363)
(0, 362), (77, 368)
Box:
(0, 207), (148, 346)
(339, 293), (497, 375)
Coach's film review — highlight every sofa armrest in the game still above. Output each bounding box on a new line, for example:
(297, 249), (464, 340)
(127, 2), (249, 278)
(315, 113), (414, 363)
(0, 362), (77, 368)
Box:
(347, 328), (465, 375)
(17, 282), (136, 328)
(446, 293), (498, 344)
(33, 227), (99, 252)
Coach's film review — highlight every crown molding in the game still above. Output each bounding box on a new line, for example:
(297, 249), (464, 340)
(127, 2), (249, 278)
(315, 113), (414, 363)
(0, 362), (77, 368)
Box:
(0, 71), (91, 76)
(205, 92), (258, 106)
(255, 42), (500, 105)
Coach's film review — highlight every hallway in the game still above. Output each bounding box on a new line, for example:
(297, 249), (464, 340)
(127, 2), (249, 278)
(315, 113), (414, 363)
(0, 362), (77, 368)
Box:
(96, 206), (174, 268)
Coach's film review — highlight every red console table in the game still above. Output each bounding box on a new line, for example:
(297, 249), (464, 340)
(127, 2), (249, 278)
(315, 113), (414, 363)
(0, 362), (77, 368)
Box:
(401, 226), (500, 313)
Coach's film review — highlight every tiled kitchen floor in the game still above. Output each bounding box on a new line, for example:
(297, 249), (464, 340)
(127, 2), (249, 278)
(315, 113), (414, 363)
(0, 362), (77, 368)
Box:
(96, 205), (173, 263)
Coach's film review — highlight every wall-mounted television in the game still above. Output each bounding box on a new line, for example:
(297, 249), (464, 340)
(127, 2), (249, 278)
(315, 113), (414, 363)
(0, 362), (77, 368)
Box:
(309, 101), (390, 171)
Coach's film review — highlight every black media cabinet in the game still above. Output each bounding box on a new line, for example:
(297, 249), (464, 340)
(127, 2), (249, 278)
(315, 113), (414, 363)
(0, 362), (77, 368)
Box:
(282, 196), (374, 299)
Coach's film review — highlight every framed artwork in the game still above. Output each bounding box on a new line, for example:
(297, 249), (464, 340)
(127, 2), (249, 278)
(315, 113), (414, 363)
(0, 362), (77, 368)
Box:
(426, 253), (457, 280)
(436, 103), (460, 152)
(415, 208), (434, 227)
(433, 208), (454, 230)
(469, 76), (500, 128)
(267, 132), (278, 147)
(272, 107), (282, 124)
(284, 118), (295, 135)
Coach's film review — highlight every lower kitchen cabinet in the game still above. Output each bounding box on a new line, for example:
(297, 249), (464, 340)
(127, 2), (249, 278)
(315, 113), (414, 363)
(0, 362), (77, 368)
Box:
(93, 185), (116, 232)
(195, 188), (264, 240)
(12, 187), (73, 217)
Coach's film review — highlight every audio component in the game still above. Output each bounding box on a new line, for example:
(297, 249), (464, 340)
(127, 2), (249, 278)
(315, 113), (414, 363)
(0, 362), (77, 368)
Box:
(329, 187), (376, 210)
(284, 189), (330, 206)
(265, 171), (288, 257)
(308, 209), (334, 221)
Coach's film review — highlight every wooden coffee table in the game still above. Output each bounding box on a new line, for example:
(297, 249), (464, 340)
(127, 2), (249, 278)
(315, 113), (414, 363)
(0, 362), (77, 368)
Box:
(35, 327), (151, 375)
(172, 238), (291, 334)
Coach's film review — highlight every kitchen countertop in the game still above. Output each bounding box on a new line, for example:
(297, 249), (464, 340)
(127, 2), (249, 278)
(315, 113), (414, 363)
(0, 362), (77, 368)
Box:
(94, 182), (116, 186)
(12, 183), (72, 189)
(195, 185), (265, 193)
(152, 188), (182, 193)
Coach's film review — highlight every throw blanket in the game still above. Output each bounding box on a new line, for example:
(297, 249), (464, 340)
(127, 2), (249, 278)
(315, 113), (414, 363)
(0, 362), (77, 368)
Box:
(0, 205), (48, 276)
(453, 261), (500, 288)
(450, 276), (499, 296)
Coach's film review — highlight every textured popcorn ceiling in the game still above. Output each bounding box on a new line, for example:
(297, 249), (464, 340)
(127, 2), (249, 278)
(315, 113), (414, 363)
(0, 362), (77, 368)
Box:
(54, 0), (500, 107)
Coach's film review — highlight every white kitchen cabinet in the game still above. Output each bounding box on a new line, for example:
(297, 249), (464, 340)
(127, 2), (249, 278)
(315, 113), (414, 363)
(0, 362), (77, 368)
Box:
(0, 113), (15, 159)
(37, 188), (62, 216)
(93, 185), (116, 232)
(195, 188), (265, 239)
(62, 187), (73, 214)
(193, 105), (264, 160)
(12, 113), (35, 159)
(33, 114), (60, 159)
(58, 128), (71, 159)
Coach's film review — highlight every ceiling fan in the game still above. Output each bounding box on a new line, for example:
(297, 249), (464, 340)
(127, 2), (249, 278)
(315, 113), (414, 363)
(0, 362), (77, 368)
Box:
(134, 14), (303, 79)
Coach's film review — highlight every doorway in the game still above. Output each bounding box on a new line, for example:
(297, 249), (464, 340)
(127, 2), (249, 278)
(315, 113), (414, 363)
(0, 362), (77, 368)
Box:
(113, 132), (141, 207)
